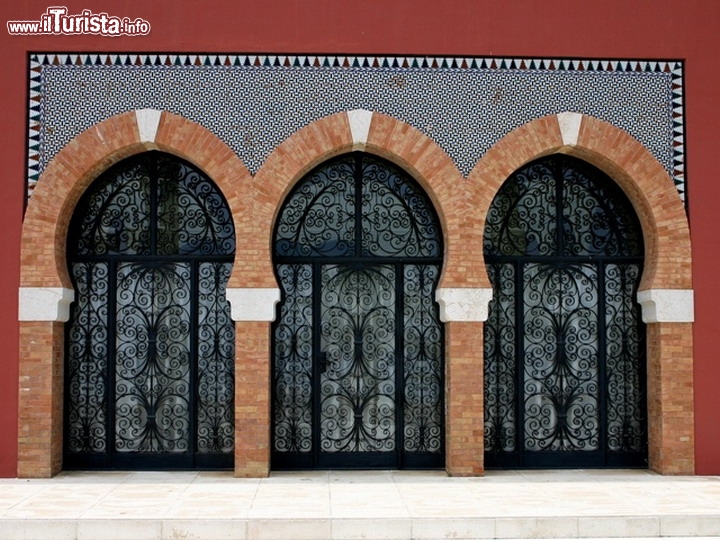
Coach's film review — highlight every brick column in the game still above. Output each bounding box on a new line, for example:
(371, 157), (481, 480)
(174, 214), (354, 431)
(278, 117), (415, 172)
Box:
(17, 322), (65, 478)
(445, 321), (485, 475)
(437, 288), (492, 475)
(227, 288), (280, 477)
(646, 322), (695, 474)
(17, 287), (74, 478)
(234, 321), (272, 477)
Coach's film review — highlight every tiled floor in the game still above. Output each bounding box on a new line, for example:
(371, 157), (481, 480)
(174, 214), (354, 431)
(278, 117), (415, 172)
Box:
(0, 469), (718, 539)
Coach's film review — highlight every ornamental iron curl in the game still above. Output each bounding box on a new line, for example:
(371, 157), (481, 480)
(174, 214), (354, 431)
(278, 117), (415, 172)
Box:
(65, 152), (235, 469)
(484, 154), (647, 468)
(272, 153), (443, 469)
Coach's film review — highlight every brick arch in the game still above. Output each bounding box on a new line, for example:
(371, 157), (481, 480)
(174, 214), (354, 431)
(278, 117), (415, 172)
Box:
(18, 110), (251, 477)
(230, 111), (487, 476)
(467, 112), (694, 474)
(231, 110), (470, 290)
(466, 112), (691, 293)
(21, 110), (251, 291)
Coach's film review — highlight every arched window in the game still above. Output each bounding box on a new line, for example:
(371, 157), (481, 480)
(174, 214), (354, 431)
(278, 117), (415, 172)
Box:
(272, 152), (444, 469)
(64, 151), (235, 469)
(484, 154), (647, 468)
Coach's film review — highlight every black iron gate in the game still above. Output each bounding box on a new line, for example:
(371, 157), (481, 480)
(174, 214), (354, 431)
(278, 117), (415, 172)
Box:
(272, 153), (444, 469)
(483, 155), (648, 468)
(64, 152), (235, 470)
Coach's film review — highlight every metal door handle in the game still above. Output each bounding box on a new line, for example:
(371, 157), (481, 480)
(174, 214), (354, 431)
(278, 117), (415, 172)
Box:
(319, 351), (329, 374)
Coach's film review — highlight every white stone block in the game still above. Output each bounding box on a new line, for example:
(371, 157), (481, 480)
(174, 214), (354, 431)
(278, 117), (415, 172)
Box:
(161, 519), (247, 539)
(18, 287), (74, 322)
(331, 518), (412, 540)
(435, 288), (493, 322)
(226, 288), (281, 322)
(557, 111), (582, 146)
(135, 108), (162, 144)
(247, 518), (331, 540)
(578, 515), (660, 537)
(77, 519), (162, 540)
(637, 288), (694, 323)
(347, 109), (373, 150)
(495, 516), (578, 539)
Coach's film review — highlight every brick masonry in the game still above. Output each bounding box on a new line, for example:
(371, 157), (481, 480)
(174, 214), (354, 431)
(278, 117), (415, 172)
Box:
(18, 110), (693, 477)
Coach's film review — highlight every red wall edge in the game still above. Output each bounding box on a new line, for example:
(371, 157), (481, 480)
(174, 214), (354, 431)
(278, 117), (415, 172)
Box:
(1, 0), (718, 476)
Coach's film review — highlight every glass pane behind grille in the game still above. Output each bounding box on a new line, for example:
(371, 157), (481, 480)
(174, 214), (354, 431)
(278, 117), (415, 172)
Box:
(65, 152), (236, 469)
(484, 155), (646, 468)
(272, 153), (444, 469)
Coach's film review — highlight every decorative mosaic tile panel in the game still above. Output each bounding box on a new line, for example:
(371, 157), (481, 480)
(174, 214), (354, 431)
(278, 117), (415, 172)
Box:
(28, 54), (685, 202)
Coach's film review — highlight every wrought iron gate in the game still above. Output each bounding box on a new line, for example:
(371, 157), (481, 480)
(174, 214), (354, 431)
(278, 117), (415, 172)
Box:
(272, 153), (444, 469)
(64, 152), (235, 469)
(483, 155), (647, 468)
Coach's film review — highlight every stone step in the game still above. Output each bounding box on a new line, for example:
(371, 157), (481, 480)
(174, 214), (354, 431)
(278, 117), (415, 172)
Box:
(0, 470), (717, 539)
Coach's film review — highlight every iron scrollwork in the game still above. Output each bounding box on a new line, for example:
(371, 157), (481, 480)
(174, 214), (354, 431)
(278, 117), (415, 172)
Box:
(320, 264), (396, 453)
(273, 264), (314, 453)
(65, 151), (236, 469)
(522, 263), (600, 452)
(484, 154), (647, 468)
(196, 262), (235, 454)
(66, 262), (109, 454)
(403, 264), (443, 453)
(272, 152), (444, 468)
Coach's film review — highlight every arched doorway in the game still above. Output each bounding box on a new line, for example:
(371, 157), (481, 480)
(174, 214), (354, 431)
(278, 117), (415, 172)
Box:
(64, 151), (236, 470)
(271, 152), (444, 469)
(483, 154), (647, 468)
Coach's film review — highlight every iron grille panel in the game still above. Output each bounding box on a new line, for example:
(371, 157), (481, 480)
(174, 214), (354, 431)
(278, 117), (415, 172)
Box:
(115, 262), (192, 453)
(605, 263), (646, 453)
(275, 153), (441, 260)
(484, 263), (516, 453)
(403, 264), (443, 453)
(320, 264), (397, 453)
(272, 153), (444, 469)
(65, 151), (235, 470)
(273, 263), (314, 454)
(66, 262), (109, 454)
(484, 154), (647, 468)
(196, 262), (235, 454)
(522, 262), (600, 452)
(71, 153), (235, 257)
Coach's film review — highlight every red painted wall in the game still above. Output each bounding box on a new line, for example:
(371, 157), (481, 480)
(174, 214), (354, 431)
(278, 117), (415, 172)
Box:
(1, 0), (718, 476)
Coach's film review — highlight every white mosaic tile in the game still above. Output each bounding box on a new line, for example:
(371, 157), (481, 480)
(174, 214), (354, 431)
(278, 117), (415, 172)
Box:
(27, 54), (685, 203)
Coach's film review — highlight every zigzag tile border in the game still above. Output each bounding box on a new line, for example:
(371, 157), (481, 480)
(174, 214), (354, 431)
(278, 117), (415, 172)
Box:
(27, 53), (685, 203)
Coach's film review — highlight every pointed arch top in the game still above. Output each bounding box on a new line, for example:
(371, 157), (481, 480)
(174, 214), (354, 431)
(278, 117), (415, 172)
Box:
(20, 110), (251, 293)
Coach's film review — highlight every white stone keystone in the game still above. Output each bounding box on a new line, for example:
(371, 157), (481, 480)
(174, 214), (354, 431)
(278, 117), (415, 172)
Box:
(135, 108), (162, 143)
(348, 109), (373, 150)
(557, 111), (583, 146)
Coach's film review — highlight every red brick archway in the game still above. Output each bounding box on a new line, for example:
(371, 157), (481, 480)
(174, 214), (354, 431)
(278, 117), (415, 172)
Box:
(231, 110), (487, 476)
(18, 110), (251, 477)
(18, 110), (693, 477)
(467, 112), (694, 474)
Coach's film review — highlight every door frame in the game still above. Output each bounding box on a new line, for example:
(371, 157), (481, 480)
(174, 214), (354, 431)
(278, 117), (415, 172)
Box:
(270, 151), (445, 470)
(483, 154), (648, 469)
